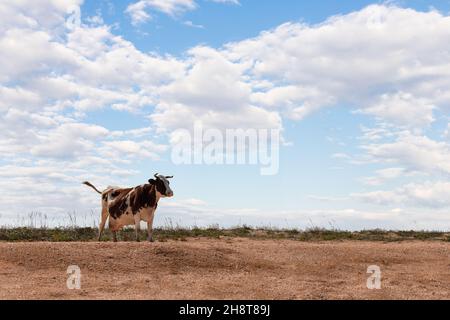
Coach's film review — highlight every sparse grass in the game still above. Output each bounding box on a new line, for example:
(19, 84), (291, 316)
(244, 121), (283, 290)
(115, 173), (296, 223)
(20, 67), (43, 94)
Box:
(0, 226), (448, 242)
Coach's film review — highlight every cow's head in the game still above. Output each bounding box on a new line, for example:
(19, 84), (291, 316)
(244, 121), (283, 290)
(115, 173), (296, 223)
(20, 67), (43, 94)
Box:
(149, 173), (174, 198)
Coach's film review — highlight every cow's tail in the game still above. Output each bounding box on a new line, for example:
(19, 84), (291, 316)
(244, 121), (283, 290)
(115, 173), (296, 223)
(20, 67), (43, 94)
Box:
(82, 181), (102, 194)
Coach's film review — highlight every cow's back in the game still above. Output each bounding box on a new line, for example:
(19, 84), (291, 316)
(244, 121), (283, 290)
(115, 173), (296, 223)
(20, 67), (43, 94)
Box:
(106, 187), (133, 218)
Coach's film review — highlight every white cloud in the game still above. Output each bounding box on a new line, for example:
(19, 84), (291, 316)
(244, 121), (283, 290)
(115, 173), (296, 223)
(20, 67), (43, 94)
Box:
(85, 12), (104, 26)
(224, 4), (450, 128)
(353, 181), (450, 209)
(150, 46), (282, 133)
(101, 140), (168, 161)
(30, 123), (109, 159)
(357, 92), (435, 128)
(126, 0), (196, 25)
(359, 124), (398, 142)
(125, 0), (240, 25)
(250, 85), (335, 120)
(0, 28), (77, 83)
(360, 167), (406, 186)
(5, 3), (450, 130)
(0, 0), (83, 33)
(363, 131), (450, 176)
(183, 20), (204, 29)
(209, 0), (240, 4)
(0, 1), (177, 221)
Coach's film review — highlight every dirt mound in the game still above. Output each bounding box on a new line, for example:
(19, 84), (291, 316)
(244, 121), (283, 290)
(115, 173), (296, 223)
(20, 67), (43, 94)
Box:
(0, 239), (448, 299)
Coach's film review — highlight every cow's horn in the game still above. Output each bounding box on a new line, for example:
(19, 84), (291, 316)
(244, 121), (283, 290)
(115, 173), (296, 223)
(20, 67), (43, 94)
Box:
(154, 173), (159, 179)
(165, 176), (174, 179)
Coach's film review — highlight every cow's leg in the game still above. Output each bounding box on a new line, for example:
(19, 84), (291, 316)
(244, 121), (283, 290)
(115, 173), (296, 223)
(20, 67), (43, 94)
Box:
(98, 206), (108, 241)
(134, 215), (141, 242)
(147, 211), (155, 242)
(109, 218), (118, 242)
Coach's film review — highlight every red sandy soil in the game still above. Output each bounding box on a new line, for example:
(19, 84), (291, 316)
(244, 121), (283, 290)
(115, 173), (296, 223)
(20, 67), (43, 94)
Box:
(0, 238), (448, 300)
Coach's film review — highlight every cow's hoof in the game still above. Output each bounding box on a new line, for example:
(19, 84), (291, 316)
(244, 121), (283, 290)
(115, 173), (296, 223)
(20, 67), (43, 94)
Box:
(147, 238), (154, 243)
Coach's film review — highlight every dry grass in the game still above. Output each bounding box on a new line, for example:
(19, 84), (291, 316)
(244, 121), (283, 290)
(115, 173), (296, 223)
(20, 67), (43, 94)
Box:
(0, 226), (448, 242)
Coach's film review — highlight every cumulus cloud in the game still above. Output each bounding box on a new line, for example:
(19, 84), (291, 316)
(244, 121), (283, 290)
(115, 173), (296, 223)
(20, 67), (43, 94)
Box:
(224, 5), (450, 127)
(357, 92), (435, 128)
(30, 123), (109, 159)
(101, 140), (168, 161)
(5, 3), (450, 131)
(0, 0), (83, 33)
(362, 131), (450, 176)
(7, 3), (448, 137)
(150, 46), (283, 134)
(353, 181), (450, 209)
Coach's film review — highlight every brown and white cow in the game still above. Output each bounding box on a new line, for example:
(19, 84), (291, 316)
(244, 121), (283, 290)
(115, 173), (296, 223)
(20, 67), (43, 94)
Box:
(83, 174), (174, 242)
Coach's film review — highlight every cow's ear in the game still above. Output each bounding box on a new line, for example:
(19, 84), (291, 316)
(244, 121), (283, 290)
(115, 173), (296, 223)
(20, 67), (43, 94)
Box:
(148, 179), (156, 185)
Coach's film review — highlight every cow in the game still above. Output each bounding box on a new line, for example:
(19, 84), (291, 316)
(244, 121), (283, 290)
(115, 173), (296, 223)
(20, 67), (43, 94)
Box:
(83, 173), (174, 242)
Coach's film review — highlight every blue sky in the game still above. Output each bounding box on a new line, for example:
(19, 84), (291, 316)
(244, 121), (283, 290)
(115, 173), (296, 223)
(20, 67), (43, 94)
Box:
(85, 0), (450, 54)
(92, 0), (377, 54)
(1, 0), (450, 230)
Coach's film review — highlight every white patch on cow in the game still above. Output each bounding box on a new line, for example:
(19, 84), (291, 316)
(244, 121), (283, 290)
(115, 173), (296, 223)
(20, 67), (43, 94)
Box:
(139, 207), (156, 222)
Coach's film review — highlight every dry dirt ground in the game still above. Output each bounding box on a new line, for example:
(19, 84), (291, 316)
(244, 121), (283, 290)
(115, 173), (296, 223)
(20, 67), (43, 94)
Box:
(0, 238), (448, 300)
